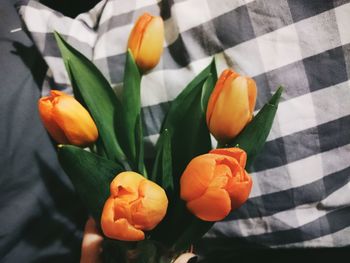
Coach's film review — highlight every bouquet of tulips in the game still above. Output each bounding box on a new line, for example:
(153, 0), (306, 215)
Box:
(38, 13), (282, 263)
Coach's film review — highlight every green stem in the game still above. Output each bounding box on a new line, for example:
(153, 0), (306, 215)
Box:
(216, 141), (227, 148)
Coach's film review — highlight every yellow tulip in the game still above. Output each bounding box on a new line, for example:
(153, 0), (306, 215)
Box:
(101, 172), (168, 241)
(206, 69), (257, 143)
(38, 90), (98, 147)
(127, 13), (164, 71)
(180, 148), (252, 221)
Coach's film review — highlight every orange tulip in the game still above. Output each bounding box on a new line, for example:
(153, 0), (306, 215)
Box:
(38, 90), (98, 147)
(180, 148), (252, 221)
(206, 69), (257, 143)
(127, 13), (164, 71)
(101, 172), (168, 241)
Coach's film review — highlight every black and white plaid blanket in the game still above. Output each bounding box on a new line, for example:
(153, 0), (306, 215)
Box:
(17, 0), (350, 248)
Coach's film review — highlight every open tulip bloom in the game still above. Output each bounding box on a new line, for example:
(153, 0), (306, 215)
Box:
(39, 13), (283, 263)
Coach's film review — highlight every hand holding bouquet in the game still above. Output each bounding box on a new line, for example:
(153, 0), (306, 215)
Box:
(38, 12), (282, 263)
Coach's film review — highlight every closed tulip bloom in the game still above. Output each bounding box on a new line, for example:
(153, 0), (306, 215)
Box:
(38, 90), (98, 147)
(101, 172), (168, 241)
(128, 13), (164, 71)
(180, 148), (252, 221)
(206, 69), (257, 143)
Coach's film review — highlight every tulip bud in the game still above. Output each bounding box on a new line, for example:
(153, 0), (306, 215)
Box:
(101, 172), (168, 241)
(180, 148), (252, 221)
(38, 90), (98, 147)
(206, 69), (257, 143)
(127, 13), (164, 71)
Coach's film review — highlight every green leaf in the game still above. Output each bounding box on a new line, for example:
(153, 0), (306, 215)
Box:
(161, 58), (217, 180)
(57, 145), (124, 223)
(201, 73), (215, 114)
(228, 86), (283, 168)
(150, 129), (173, 195)
(152, 58), (217, 246)
(54, 32), (127, 166)
(121, 50), (144, 173)
(135, 114), (146, 177)
(148, 129), (174, 244)
(172, 218), (213, 253)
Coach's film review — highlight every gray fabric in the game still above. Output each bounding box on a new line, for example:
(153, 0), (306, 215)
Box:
(17, 0), (350, 249)
(0, 1), (86, 262)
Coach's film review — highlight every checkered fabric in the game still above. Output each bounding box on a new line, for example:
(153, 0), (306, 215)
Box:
(17, 0), (350, 248)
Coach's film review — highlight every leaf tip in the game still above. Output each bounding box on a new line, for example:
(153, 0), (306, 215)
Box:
(210, 57), (217, 75)
(53, 31), (62, 42)
(269, 86), (284, 106)
(276, 85), (284, 94)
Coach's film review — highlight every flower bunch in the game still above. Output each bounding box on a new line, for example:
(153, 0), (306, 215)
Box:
(39, 12), (282, 263)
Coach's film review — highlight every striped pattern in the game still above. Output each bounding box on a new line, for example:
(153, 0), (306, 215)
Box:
(18, 0), (350, 248)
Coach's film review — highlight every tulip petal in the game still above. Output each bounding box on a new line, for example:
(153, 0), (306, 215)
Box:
(247, 77), (257, 116)
(51, 90), (66, 97)
(38, 96), (70, 144)
(209, 76), (251, 142)
(131, 179), (168, 230)
(101, 198), (145, 241)
(210, 148), (247, 168)
(110, 172), (143, 201)
(112, 218), (145, 241)
(206, 69), (238, 125)
(187, 188), (231, 221)
(137, 16), (164, 71)
(103, 171), (168, 239)
(51, 95), (98, 146)
(180, 154), (217, 201)
(226, 170), (252, 210)
(209, 165), (230, 188)
(113, 198), (132, 223)
(127, 13), (153, 61)
(101, 197), (145, 241)
(101, 197), (115, 224)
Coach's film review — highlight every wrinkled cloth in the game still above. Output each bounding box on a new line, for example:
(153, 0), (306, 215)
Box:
(17, 0), (350, 249)
(0, 1), (87, 262)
